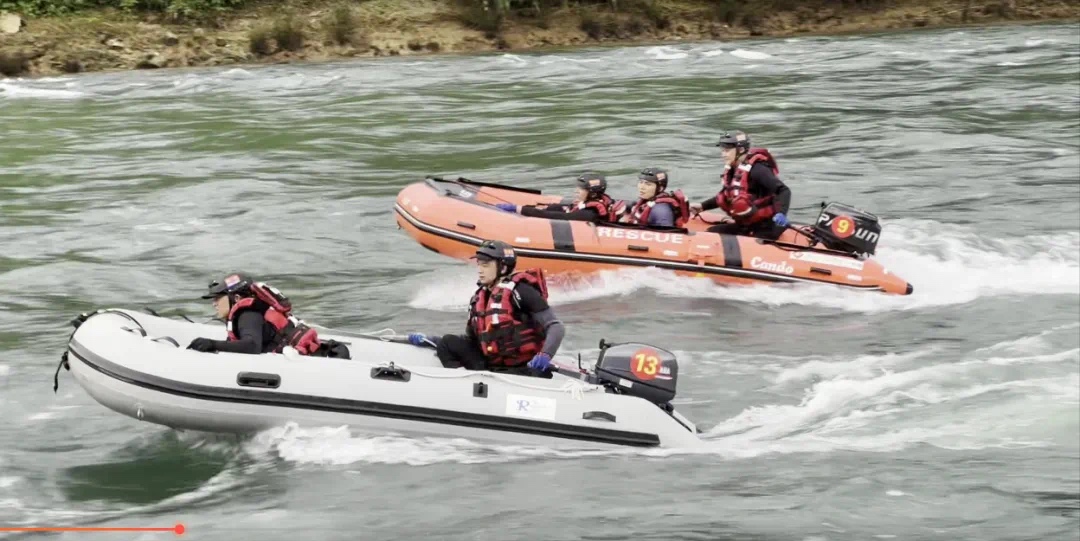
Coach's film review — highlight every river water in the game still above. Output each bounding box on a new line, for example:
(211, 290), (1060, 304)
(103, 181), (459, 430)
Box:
(1, 22), (1078, 541)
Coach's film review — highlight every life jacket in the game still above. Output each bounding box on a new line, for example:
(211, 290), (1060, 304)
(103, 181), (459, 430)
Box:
(226, 282), (321, 355)
(627, 189), (690, 228)
(573, 194), (616, 222)
(717, 148), (780, 225)
(468, 269), (549, 367)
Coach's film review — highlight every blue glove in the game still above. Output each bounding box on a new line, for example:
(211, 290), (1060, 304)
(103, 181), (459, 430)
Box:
(495, 203), (517, 213)
(527, 352), (552, 371)
(773, 212), (789, 227)
(407, 333), (426, 346)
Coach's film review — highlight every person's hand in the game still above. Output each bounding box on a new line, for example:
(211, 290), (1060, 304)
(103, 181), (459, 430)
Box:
(527, 352), (552, 371)
(187, 337), (217, 352)
(407, 333), (427, 346)
(495, 203), (517, 213)
(690, 203), (703, 214)
(773, 213), (789, 227)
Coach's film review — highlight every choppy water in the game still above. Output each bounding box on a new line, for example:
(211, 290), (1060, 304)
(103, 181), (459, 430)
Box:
(1, 22), (1078, 541)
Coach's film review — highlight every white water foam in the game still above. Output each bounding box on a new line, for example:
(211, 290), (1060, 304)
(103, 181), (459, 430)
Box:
(0, 83), (86, 100)
(644, 46), (688, 60)
(238, 326), (1078, 466)
(730, 49), (773, 60)
(499, 54), (529, 65)
(408, 221), (1080, 313)
(244, 423), (620, 466)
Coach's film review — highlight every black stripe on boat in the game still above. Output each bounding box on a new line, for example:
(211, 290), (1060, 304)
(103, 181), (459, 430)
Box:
(720, 234), (743, 268)
(550, 221), (576, 252)
(393, 204), (883, 291)
(67, 342), (661, 448)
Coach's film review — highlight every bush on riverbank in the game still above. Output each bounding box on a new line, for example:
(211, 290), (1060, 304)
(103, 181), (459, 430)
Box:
(0, 0), (247, 19)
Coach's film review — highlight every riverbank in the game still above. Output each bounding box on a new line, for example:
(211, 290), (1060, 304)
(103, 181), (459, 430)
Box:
(0, 0), (1076, 77)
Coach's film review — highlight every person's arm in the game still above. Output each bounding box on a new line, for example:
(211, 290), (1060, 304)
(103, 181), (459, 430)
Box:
(647, 203), (676, 227)
(512, 285), (565, 357)
(699, 194), (721, 212)
(751, 163), (791, 214)
(521, 205), (600, 222)
(212, 311), (265, 354)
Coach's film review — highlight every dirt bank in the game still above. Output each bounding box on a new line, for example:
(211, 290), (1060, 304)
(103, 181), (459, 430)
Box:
(0, 0), (1076, 78)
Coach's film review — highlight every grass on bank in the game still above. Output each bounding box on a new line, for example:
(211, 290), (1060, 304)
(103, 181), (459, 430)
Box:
(0, 0), (1051, 77)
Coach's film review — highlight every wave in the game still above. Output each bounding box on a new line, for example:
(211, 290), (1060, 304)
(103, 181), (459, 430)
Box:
(408, 220), (1080, 313)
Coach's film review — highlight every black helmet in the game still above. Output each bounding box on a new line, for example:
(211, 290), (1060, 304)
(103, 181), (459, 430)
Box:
(715, 130), (751, 151)
(575, 172), (607, 199)
(200, 272), (253, 299)
(472, 239), (517, 277)
(638, 167), (669, 193)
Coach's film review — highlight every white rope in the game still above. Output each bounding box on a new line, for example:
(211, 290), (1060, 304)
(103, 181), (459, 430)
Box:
(308, 324), (595, 397)
(386, 363), (601, 399)
(309, 324), (438, 345)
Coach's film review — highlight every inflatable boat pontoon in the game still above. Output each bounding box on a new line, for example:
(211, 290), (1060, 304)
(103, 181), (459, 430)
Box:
(57, 309), (704, 449)
(394, 176), (914, 295)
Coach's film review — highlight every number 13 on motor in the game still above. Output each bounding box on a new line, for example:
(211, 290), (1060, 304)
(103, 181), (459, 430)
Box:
(631, 349), (660, 380)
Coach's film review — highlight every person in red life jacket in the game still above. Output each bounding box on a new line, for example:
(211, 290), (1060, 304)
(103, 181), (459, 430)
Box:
(494, 172), (617, 223)
(186, 272), (322, 356)
(621, 167), (691, 228)
(690, 131), (792, 240)
(404, 240), (566, 378)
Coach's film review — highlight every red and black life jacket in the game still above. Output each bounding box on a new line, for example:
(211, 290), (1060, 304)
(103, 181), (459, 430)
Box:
(468, 269), (549, 367)
(573, 194), (616, 222)
(717, 148), (781, 225)
(227, 282), (321, 355)
(627, 189), (691, 228)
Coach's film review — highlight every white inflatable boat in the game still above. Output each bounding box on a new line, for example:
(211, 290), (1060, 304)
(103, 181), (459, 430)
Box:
(56, 309), (704, 449)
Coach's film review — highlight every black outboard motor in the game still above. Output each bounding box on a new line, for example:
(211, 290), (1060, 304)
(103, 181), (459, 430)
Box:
(592, 340), (678, 406)
(811, 202), (882, 256)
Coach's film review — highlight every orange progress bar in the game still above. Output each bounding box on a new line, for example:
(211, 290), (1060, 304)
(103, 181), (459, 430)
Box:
(0, 524), (185, 535)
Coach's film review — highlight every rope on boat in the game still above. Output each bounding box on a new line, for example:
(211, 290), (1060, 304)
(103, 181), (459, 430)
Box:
(308, 325), (438, 347)
(297, 325), (598, 398)
(397, 366), (599, 400)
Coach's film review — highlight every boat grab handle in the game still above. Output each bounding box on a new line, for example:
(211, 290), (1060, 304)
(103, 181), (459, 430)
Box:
(370, 363), (412, 382)
(583, 411), (616, 422)
(237, 372), (281, 389)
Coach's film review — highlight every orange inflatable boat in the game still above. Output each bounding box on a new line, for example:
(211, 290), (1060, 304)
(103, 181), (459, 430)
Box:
(394, 176), (913, 295)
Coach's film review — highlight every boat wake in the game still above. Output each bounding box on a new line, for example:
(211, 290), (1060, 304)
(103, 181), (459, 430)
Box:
(408, 220), (1080, 313)
(237, 324), (1078, 466)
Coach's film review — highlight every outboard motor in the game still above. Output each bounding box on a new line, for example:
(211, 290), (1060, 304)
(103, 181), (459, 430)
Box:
(811, 202), (882, 256)
(592, 340), (678, 406)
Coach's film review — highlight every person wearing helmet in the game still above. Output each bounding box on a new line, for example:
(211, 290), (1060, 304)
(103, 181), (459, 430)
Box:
(622, 167), (691, 228)
(494, 172), (617, 222)
(187, 272), (327, 357)
(404, 240), (566, 377)
(690, 130), (792, 240)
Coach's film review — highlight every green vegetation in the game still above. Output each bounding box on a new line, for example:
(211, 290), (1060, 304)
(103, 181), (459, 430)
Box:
(0, 0), (247, 19)
(246, 4), (370, 57)
(0, 0), (902, 20)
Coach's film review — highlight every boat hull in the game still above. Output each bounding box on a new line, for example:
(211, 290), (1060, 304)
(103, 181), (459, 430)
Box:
(63, 309), (703, 449)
